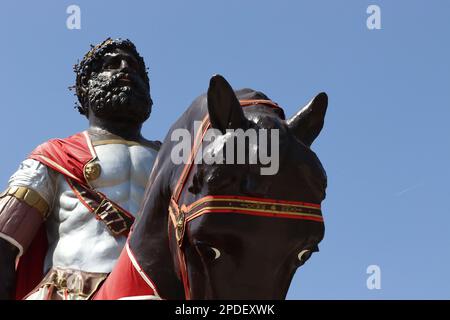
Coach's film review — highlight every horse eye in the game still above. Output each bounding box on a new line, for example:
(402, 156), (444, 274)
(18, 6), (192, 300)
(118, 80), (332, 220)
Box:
(211, 247), (221, 260)
(297, 249), (312, 264)
(195, 242), (221, 261)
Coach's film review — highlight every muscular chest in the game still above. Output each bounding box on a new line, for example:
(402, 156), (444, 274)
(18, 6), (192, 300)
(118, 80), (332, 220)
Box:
(44, 142), (157, 272)
(89, 144), (155, 190)
(53, 143), (157, 220)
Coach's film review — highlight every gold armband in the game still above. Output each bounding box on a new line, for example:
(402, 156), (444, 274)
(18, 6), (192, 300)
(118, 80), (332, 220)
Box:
(0, 186), (49, 219)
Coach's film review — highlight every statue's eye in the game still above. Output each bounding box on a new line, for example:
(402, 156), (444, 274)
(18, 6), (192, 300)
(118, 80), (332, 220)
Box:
(127, 58), (139, 71)
(297, 249), (312, 265)
(104, 57), (121, 70)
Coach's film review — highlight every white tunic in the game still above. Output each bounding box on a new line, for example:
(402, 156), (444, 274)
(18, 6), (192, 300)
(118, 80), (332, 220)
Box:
(9, 141), (158, 274)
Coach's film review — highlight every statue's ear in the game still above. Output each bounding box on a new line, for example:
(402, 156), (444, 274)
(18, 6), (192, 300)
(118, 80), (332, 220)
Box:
(287, 92), (328, 146)
(207, 74), (246, 133)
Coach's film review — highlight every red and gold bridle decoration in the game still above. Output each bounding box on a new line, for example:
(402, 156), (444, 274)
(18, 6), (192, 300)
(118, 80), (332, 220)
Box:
(168, 99), (324, 299)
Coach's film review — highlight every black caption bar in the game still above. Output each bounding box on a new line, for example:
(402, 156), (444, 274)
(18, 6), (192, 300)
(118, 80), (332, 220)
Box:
(0, 300), (446, 319)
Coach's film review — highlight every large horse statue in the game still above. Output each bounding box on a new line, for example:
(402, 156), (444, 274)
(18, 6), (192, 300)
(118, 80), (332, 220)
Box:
(94, 75), (328, 300)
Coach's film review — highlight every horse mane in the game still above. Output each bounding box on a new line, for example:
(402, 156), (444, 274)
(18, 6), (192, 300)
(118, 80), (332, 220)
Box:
(235, 88), (270, 100)
(235, 88), (286, 120)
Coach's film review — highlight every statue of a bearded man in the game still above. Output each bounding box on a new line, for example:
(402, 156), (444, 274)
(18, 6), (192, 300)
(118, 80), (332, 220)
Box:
(0, 38), (160, 300)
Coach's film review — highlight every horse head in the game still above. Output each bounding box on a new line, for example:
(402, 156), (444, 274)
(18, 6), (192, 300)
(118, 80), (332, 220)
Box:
(128, 74), (328, 300)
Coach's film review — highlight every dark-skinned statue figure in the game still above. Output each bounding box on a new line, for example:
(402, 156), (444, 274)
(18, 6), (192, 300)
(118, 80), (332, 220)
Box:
(0, 38), (160, 300)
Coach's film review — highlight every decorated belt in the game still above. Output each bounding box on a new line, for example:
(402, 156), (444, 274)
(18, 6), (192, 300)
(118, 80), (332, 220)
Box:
(66, 178), (135, 237)
(25, 267), (108, 300)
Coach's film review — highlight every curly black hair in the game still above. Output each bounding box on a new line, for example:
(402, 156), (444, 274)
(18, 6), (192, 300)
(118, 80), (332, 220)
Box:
(71, 38), (150, 116)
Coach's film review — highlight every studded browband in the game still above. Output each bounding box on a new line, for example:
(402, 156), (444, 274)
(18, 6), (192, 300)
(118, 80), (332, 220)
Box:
(169, 195), (323, 248)
(167, 99), (324, 299)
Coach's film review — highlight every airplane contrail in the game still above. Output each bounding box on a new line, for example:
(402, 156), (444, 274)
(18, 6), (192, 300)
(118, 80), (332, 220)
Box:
(395, 183), (423, 197)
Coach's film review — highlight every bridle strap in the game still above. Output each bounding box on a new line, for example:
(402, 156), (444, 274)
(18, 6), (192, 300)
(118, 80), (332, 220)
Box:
(167, 99), (322, 300)
(185, 195), (323, 223)
(171, 99), (283, 204)
(239, 99), (281, 109)
(172, 114), (210, 204)
(169, 195), (323, 248)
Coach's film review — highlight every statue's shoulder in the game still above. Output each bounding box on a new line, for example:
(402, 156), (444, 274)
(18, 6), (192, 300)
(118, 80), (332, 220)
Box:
(31, 131), (86, 154)
(28, 131), (94, 184)
(140, 138), (162, 152)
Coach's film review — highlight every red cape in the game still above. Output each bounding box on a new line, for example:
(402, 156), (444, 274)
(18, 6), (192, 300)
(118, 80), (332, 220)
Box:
(92, 242), (160, 300)
(15, 131), (95, 299)
(29, 131), (96, 187)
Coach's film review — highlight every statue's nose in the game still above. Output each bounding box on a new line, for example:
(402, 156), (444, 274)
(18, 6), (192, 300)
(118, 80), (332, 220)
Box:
(119, 59), (129, 71)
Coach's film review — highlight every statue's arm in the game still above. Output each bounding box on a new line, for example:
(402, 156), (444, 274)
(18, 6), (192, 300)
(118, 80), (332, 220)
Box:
(0, 158), (55, 300)
(0, 194), (47, 300)
(0, 236), (18, 299)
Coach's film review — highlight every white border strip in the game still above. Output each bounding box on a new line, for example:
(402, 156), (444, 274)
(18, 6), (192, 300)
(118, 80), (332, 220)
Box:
(82, 131), (97, 158)
(118, 295), (162, 300)
(125, 242), (161, 298)
(38, 156), (79, 182)
(0, 232), (24, 265)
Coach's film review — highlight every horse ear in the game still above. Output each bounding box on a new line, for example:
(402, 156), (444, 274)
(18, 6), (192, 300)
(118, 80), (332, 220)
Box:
(287, 92), (328, 146)
(207, 74), (246, 133)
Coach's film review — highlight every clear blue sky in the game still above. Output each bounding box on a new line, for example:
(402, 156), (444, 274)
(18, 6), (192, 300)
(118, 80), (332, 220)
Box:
(1, 1), (449, 299)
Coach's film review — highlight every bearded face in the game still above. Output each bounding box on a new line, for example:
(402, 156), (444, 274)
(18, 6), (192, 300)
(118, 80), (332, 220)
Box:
(86, 48), (152, 125)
